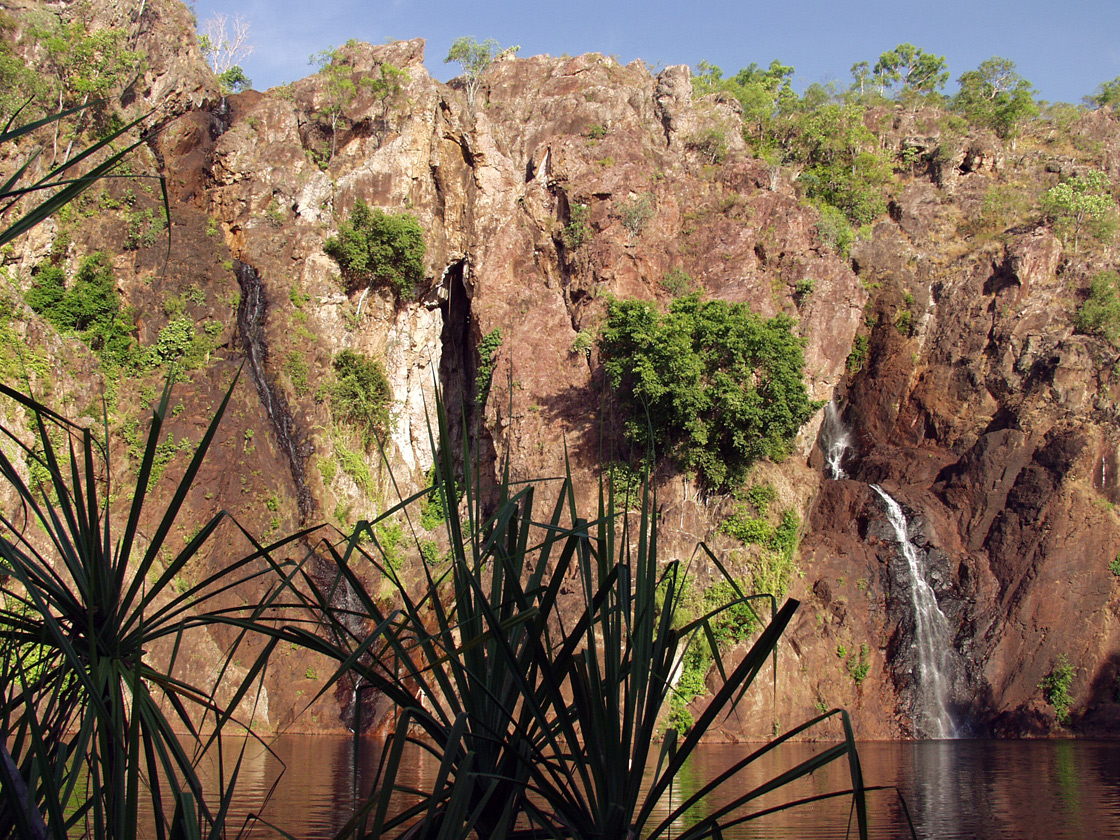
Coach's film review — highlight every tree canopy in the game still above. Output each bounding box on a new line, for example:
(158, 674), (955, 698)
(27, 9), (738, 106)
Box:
(871, 43), (948, 97)
(1041, 170), (1118, 252)
(599, 294), (817, 490)
(324, 199), (426, 299)
(444, 36), (518, 106)
(954, 57), (1038, 138)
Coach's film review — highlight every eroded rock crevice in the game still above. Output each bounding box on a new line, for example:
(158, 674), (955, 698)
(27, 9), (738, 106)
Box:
(235, 260), (314, 521)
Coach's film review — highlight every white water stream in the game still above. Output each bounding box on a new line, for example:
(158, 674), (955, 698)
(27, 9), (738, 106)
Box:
(820, 400), (853, 480)
(818, 402), (957, 737)
(872, 485), (957, 739)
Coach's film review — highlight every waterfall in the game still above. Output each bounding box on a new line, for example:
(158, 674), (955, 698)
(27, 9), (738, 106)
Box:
(872, 485), (957, 739)
(236, 261), (314, 521)
(819, 400), (853, 480)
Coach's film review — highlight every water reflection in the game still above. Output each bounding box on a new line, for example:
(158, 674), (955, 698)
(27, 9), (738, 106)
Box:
(172, 737), (1120, 839)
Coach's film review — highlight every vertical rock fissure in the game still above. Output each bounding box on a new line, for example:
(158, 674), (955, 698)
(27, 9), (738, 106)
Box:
(437, 260), (498, 505)
(438, 260), (472, 458)
(235, 261), (313, 521)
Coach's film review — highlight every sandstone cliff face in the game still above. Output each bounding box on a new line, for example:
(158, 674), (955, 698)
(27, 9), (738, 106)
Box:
(4, 1), (1120, 738)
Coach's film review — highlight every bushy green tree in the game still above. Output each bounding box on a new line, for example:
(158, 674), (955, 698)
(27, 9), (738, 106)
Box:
(444, 36), (518, 107)
(1088, 76), (1120, 110)
(1075, 270), (1120, 346)
(790, 104), (891, 225)
(693, 59), (796, 143)
(1041, 170), (1117, 252)
(1040, 655), (1075, 724)
(954, 57), (1038, 139)
(324, 198), (426, 299)
(599, 294), (816, 489)
(216, 65), (251, 94)
(871, 43), (948, 98)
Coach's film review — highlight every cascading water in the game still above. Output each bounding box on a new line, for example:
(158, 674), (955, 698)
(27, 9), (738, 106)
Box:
(871, 485), (957, 739)
(819, 399), (853, 480)
(235, 261), (313, 521)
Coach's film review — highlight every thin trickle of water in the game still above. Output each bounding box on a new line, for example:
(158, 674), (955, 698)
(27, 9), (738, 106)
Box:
(872, 485), (956, 739)
(820, 400), (853, 480)
(236, 262), (313, 520)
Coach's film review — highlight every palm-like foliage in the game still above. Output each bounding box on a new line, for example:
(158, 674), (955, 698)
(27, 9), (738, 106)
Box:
(291, 398), (873, 840)
(0, 101), (169, 253)
(0, 375), (307, 839)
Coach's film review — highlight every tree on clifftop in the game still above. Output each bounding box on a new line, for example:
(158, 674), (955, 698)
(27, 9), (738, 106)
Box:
(871, 43), (948, 98)
(954, 57), (1038, 139)
(1087, 75), (1120, 110)
(444, 36), (519, 108)
(198, 12), (254, 93)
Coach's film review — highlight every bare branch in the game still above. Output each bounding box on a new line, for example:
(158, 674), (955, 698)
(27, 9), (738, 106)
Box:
(200, 12), (253, 75)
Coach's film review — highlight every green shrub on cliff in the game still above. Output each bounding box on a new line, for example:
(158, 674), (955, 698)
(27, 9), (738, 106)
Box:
(954, 57), (1038, 139)
(25, 253), (137, 368)
(324, 198), (425, 299)
(1040, 655), (1075, 724)
(326, 349), (392, 447)
(1041, 171), (1117, 253)
(1076, 270), (1120, 347)
(599, 294), (817, 490)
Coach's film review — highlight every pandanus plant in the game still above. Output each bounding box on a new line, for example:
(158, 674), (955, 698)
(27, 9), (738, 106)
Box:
(0, 374), (315, 840)
(288, 395), (878, 840)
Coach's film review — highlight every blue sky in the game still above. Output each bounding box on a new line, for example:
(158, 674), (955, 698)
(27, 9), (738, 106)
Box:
(189, 0), (1119, 104)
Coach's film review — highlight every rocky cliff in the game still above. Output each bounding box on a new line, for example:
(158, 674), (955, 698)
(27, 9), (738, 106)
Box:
(2, 0), (1119, 738)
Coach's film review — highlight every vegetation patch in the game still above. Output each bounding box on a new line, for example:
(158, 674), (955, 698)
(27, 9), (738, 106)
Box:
(1040, 654), (1075, 724)
(419, 463), (459, 531)
(324, 198), (426, 299)
(720, 482), (802, 598)
(325, 349), (392, 448)
(25, 253), (137, 369)
(600, 294), (817, 490)
(1075, 270), (1120, 347)
(475, 328), (502, 404)
(667, 575), (760, 734)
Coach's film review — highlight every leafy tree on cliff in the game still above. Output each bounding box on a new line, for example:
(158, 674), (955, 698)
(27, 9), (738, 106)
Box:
(1087, 76), (1120, 110)
(309, 41), (373, 163)
(32, 8), (144, 162)
(788, 103), (891, 225)
(368, 61), (409, 143)
(693, 59), (797, 143)
(871, 43), (948, 99)
(599, 294), (817, 490)
(198, 12), (254, 93)
(324, 198), (426, 300)
(954, 57), (1038, 139)
(444, 36), (519, 108)
(1041, 170), (1117, 253)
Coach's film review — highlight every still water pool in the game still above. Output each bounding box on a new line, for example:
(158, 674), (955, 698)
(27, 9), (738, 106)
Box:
(176, 737), (1120, 839)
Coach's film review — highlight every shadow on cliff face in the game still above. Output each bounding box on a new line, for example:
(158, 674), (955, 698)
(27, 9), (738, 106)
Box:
(534, 373), (636, 476)
(438, 260), (499, 509)
(1081, 652), (1120, 732)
